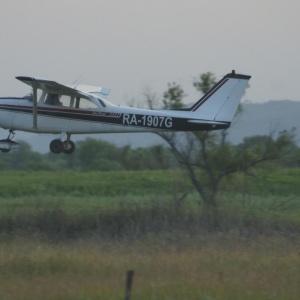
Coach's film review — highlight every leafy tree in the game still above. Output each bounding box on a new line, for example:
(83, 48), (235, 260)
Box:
(162, 82), (186, 109)
(0, 141), (53, 170)
(193, 72), (217, 94)
(149, 72), (296, 212)
(75, 138), (123, 171)
(119, 144), (174, 170)
(0, 137), (177, 171)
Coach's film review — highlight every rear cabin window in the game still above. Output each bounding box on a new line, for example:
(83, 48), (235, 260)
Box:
(75, 97), (98, 109)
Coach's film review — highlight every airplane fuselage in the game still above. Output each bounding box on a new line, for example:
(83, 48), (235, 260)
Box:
(0, 98), (228, 135)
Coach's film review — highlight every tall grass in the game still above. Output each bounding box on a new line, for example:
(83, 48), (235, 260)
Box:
(0, 194), (299, 241)
(0, 235), (299, 300)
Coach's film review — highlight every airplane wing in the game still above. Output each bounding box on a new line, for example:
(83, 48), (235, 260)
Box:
(16, 76), (93, 99)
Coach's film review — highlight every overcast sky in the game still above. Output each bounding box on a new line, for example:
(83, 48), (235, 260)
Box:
(1, 0), (300, 106)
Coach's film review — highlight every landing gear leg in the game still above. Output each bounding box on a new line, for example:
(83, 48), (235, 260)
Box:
(63, 133), (75, 154)
(7, 130), (14, 140)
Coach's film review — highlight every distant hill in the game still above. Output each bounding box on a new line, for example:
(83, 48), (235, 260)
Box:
(228, 100), (300, 145)
(2, 100), (299, 153)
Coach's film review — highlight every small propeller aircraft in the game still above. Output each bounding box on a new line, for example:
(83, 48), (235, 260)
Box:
(0, 70), (251, 154)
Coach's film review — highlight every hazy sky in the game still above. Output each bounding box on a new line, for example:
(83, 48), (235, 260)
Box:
(1, 0), (300, 106)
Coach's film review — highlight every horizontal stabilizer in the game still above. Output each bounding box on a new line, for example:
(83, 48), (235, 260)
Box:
(74, 84), (111, 98)
(187, 119), (229, 125)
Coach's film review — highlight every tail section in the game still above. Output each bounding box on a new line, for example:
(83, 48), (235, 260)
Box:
(190, 71), (251, 122)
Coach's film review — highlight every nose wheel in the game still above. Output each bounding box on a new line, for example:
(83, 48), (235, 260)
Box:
(49, 138), (75, 154)
(0, 130), (21, 153)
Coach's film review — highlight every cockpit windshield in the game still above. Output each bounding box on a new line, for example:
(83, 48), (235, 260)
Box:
(22, 91), (33, 102)
(21, 89), (112, 109)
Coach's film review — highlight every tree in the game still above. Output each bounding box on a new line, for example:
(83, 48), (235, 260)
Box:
(148, 72), (296, 212)
(193, 72), (217, 94)
(0, 141), (53, 170)
(162, 82), (186, 110)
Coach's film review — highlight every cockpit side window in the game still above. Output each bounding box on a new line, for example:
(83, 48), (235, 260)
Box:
(43, 93), (98, 109)
(45, 93), (62, 106)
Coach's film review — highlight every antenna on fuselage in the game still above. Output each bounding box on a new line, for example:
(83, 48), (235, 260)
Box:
(71, 74), (85, 89)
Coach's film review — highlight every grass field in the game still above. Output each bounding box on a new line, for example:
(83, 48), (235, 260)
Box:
(0, 235), (299, 300)
(0, 168), (300, 197)
(0, 169), (299, 299)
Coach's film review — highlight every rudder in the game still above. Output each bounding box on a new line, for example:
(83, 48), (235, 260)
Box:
(190, 71), (251, 122)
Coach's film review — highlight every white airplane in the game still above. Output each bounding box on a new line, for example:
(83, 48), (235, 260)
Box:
(0, 71), (251, 154)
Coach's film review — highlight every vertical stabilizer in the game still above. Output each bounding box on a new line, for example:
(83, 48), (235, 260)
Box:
(190, 71), (251, 122)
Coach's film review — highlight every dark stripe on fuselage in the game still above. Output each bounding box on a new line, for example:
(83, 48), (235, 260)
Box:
(0, 97), (24, 100)
(0, 105), (230, 132)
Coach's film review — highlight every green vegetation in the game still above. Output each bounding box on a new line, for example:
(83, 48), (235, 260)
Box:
(0, 139), (176, 171)
(0, 168), (300, 198)
(0, 169), (299, 239)
(0, 168), (299, 299)
(156, 73), (299, 208)
(0, 169), (189, 197)
(0, 72), (299, 299)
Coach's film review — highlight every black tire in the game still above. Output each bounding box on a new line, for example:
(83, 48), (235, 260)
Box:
(63, 140), (75, 154)
(50, 139), (64, 154)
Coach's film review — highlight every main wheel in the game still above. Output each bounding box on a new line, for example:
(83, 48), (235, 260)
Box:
(63, 140), (75, 154)
(50, 139), (64, 154)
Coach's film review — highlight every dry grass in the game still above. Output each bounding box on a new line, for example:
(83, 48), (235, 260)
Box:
(0, 234), (299, 300)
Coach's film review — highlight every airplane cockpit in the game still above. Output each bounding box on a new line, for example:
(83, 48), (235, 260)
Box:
(18, 78), (114, 111)
(21, 89), (107, 110)
(43, 93), (100, 109)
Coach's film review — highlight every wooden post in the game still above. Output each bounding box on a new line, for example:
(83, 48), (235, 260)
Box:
(124, 270), (134, 300)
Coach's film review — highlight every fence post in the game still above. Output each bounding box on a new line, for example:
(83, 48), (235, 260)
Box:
(124, 270), (134, 300)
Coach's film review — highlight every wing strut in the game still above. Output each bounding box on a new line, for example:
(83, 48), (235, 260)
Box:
(32, 85), (38, 129)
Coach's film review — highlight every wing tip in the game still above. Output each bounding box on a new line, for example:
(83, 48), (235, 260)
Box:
(16, 76), (34, 81)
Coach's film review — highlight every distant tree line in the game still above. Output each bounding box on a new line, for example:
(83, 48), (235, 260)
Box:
(0, 138), (176, 171)
(0, 134), (299, 172)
